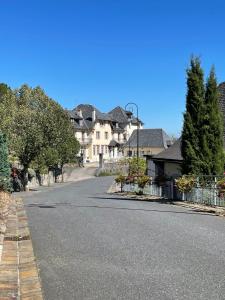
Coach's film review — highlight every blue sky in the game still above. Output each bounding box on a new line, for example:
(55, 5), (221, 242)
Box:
(1, 0), (225, 136)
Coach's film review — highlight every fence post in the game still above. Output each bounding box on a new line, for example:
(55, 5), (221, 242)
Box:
(214, 177), (217, 206)
(170, 180), (174, 200)
(196, 177), (199, 203)
(159, 186), (162, 197)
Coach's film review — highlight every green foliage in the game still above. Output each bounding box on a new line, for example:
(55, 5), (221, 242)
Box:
(0, 83), (11, 100)
(97, 170), (120, 176)
(217, 178), (225, 197)
(136, 175), (151, 194)
(0, 132), (11, 192)
(127, 157), (147, 176)
(175, 175), (195, 193)
(0, 83), (80, 186)
(181, 58), (224, 175)
(115, 174), (126, 192)
(200, 68), (224, 175)
(181, 57), (205, 175)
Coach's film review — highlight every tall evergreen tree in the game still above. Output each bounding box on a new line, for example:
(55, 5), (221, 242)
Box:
(202, 67), (224, 174)
(181, 57), (205, 174)
(0, 132), (11, 192)
(0, 83), (11, 100)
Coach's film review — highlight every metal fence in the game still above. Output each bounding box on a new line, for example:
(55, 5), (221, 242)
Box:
(123, 176), (225, 207)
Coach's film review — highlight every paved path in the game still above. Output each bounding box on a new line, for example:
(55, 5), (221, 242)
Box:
(23, 177), (225, 300)
(63, 164), (97, 182)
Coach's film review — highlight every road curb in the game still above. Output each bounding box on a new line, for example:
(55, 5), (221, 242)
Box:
(0, 197), (44, 299)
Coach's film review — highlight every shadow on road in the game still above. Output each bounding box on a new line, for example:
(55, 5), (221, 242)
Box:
(25, 202), (216, 217)
(90, 195), (174, 204)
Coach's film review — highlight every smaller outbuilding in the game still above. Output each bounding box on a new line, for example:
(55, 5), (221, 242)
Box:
(146, 138), (183, 178)
(124, 128), (172, 157)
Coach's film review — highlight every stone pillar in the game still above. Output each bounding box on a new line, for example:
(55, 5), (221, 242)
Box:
(99, 153), (103, 168)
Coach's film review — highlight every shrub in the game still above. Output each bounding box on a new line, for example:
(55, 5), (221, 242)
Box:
(98, 170), (120, 177)
(175, 175), (195, 193)
(217, 178), (225, 197)
(137, 175), (150, 189)
(125, 175), (136, 184)
(0, 133), (11, 192)
(136, 175), (151, 195)
(128, 157), (147, 176)
(115, 174), (126, 192)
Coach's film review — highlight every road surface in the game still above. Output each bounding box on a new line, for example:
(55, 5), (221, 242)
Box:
(22, 177), (225, 300)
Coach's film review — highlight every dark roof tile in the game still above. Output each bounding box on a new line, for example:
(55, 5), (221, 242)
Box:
(126, 129), (171, 148)
(153, 138), (183, 161)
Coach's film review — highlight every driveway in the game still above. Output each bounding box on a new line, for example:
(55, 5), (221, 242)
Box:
(22, 177), (225, 300)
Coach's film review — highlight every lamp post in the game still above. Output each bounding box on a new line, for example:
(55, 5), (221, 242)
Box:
(125, 102), (139, 174)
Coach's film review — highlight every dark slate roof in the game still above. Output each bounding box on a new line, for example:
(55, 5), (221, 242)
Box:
(65, 110), (82, 120)
(152, 138), (183, 162)
(74, 104), (112, 122)
(108, 106), (144, 125)
(69, 104), (143, 131)
(108, 106), (129, 123)
(218, 82), (225, 143)
(126, 129), (171, 148)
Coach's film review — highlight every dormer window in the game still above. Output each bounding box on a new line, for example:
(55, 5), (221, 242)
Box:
(116, 123), (119, 128)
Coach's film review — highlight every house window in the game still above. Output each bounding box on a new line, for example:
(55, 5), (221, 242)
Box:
(118, 133), (120, 141)
(93, 145), (96, 156)
(96, 131), (100, 139)
(105, 145), (108, 154)
(101, 145), (104, 154)
(105, 132), (108, 140)
(123, 134), (127, 142)
(97, 145), (100, 154)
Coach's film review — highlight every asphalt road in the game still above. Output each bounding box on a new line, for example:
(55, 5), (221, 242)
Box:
(22, 177), (225, 300)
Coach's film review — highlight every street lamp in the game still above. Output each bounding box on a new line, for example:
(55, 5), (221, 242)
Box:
(125, 102), (140, 173)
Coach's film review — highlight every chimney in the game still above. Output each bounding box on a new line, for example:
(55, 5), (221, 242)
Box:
(77, 109), (83, 118)
(92, 109), (96, 122)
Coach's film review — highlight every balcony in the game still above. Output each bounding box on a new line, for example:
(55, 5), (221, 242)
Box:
(77, 137), (92, 145)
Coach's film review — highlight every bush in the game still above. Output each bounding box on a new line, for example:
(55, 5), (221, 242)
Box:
(0, 175), (12, 192)
(136, 175), (151, 195)
(137, 175), (151, 189)
(0, 133), (11, 192)
(175, 175), (195, 193)
(127, 157), (147, 176)
(98, 170), (121, 177)
(125, 175), (136, 184)
(217, 178), (225, 197)
(115, 174), (126, 192)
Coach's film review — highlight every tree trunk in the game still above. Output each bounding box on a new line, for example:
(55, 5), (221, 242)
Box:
(22, 166), (29, 191)
(61, 164), (64, 183)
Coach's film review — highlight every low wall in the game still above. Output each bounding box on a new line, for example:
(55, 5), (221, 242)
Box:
(27, 171), (63, 189)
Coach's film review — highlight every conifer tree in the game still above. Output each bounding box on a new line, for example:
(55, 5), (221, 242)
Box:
(181, 57), (205, 174)
(202, 67), (224, 174)
(0, 132), (11, 192)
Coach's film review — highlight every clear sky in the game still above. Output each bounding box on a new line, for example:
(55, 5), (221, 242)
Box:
(1, 0), (225, 136)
